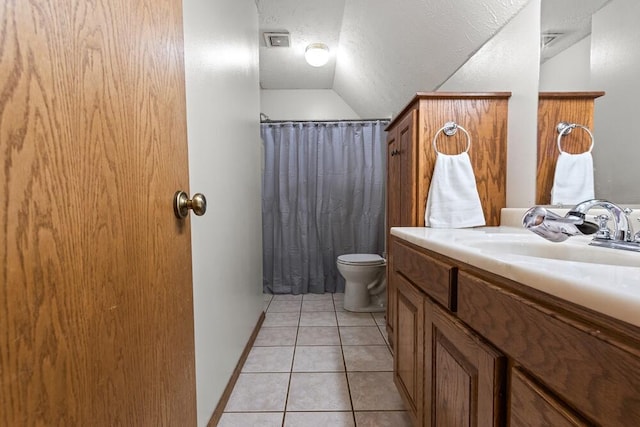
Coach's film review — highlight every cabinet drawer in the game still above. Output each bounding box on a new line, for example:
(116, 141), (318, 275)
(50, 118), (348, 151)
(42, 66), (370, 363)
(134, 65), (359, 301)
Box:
(393, 240), (457, 311)
(510, 367), (589, 427)
(457, 271), (640, 426)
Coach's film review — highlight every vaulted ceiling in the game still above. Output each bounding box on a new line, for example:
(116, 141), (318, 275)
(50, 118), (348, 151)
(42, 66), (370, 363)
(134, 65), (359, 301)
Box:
(256, 0), (612, 119)
(256, 0), (530, 118)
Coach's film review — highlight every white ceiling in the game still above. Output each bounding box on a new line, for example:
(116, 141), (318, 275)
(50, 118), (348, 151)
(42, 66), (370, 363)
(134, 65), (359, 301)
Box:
(257, 0), (607, 118)
(541, 0), (611, 62)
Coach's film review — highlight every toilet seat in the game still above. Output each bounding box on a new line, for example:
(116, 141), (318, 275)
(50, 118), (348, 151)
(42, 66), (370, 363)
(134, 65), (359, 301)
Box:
(337, 254), (385, 266)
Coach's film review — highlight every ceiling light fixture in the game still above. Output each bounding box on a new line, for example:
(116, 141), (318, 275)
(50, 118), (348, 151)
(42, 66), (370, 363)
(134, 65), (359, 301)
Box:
(304, 43), (330, 67)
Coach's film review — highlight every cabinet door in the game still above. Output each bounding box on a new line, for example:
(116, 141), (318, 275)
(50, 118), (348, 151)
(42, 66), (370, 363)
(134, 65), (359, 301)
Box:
(387, 125), (401, 231)
(510, 368), (590, 427)
(394, 274), (425, 425)
(425, 301), (506, 427)
(386, 128), (399, 347)
(397, 110), (417, 226)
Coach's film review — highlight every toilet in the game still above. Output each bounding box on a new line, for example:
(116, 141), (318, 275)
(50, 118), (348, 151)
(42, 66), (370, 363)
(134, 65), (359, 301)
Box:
(336, 254), (387, 312)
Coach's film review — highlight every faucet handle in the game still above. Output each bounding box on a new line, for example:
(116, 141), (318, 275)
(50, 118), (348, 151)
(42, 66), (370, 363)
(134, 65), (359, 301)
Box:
(595, 214), (611, 239)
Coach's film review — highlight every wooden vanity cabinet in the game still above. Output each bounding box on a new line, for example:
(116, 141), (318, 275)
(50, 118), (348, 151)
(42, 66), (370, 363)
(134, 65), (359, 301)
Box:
(394, 273), (425, 426)
(426, 301), (506, 427)
(510, 368), (590, 427)
(391, 236), (640, 426)
(385, 92), (510, 348)
(392, 238), (506, 426)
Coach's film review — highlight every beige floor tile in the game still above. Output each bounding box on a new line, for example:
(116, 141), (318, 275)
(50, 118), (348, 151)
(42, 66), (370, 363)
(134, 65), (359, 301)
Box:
(333, 292), (345, 301)
(303, 293), (334, 301)
(267, 300), (302, 313)
(354, 411), (412, 427)
(218, 412), (283, 427)
(225, 373), (289, 412)
(263, 312), (300, 327)
(339, 326), (386, 345)
(378, 325), (391, 347)
(287, 372), (352, 411)
(343, 345), (393, 371)
(242, 346), (294, 373)
(263, 293), (274, 302)
(254, 326), (298, 347)
(301, 299), (335, 312)
(299, 311), (337, 327)
(293, 346), (345, 372)
(337, 311), (377, 326)
(284, 411), (355, 427)
(348, 372), (406, 411)
(334, 302), (346, 312)
(296, 326), (341, 346)
(372, 312), (386, 326)
(272, 294), (303, 301)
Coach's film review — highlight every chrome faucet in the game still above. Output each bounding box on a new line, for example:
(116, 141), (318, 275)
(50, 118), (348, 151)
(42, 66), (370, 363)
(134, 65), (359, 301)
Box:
(523, 199), (640, 252)
(567, 199), (633, 242)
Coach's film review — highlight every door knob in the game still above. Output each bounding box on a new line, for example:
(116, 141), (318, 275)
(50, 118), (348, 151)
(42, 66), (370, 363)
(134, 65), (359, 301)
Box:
(174, 191), (207, 219)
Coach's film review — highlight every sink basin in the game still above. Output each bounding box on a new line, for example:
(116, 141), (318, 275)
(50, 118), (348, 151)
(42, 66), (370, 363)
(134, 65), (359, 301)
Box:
(466, 238), (640, 268)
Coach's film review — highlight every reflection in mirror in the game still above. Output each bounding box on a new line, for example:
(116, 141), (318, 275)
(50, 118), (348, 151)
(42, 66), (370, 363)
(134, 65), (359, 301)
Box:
(539, 0), (640, 204)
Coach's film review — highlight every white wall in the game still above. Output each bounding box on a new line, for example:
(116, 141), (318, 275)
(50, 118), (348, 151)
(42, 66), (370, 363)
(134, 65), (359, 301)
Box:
(591, 0), (640, 203)
(260, 89), (361, 120)
(539, 36), (592, 91)
(182, 0), (264, 425)
(438, 0), (541, 208)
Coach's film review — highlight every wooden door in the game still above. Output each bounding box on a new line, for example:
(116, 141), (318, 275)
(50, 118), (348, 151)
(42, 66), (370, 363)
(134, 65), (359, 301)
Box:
(426, 301), (505, 427)
(0, 1), (196, 425)
(394, 274), (425, 426)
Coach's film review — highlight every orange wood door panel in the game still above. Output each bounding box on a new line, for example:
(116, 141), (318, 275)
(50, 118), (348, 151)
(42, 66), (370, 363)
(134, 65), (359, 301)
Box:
(394, 274), (425, 425)
(0, 1), (196, 425)
(427, 301), (505, 427)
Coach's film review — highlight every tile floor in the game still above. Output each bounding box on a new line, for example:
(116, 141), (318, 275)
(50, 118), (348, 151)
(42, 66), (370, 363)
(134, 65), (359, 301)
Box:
(218, 292), (411, 427)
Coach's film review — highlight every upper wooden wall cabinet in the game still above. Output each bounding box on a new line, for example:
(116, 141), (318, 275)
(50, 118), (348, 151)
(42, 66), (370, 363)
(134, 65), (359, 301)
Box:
(385, 92), (510, 349)
(536, 91), (605, 205)
(386, 92), (511, 231)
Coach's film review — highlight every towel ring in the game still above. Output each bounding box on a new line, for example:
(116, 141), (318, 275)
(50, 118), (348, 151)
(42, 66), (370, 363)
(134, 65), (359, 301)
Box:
(556, 122), (594, 154)
(432, 122), (471, 154)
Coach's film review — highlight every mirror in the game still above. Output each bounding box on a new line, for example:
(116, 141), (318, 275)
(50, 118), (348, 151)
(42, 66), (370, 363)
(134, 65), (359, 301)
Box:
(538, 0), (640, 204)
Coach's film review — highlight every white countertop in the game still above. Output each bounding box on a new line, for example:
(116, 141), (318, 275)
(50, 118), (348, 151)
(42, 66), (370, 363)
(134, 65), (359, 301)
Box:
(391, 226), (640, 328)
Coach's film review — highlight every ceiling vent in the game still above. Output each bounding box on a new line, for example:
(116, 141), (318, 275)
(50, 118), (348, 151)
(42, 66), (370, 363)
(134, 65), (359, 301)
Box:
(541, 32), (564, 49)
(263, 31), (290, 48)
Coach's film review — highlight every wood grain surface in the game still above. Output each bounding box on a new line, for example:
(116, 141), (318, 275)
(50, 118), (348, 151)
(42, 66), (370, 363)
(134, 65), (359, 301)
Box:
(386, 93), (509, 229)
(510, 367), (590, 426)
(418, 96), (509, 226)
(394, 274), (425, 426)
(536, 92), (605, 205)
(0, 1), (196, 425)
(457, 271), (640, 425)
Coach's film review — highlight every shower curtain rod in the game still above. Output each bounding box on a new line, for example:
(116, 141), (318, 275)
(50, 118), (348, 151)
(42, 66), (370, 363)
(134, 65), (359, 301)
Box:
(260, 118), (391, 124)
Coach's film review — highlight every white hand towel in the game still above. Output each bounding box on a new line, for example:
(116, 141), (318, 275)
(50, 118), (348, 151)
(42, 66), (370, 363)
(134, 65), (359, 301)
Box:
(550, 152), (594, 205)
(425, 152), (486, 228)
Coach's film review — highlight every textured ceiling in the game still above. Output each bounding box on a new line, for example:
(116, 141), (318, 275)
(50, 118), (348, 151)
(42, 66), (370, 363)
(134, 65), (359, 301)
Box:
(257, 0), (531, 118)
(540, 0), (610, 63)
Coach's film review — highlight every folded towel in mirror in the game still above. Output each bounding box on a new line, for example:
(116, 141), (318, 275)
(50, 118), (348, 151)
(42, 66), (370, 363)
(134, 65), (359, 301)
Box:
(551, 152), (594, 205)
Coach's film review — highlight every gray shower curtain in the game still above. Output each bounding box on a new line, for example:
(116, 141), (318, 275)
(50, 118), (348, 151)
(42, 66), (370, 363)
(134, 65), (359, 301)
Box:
(261, 120), (388, 294)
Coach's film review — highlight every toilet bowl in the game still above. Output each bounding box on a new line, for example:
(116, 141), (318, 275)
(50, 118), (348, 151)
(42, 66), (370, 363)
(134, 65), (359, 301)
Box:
(336, 254), (387, 312)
